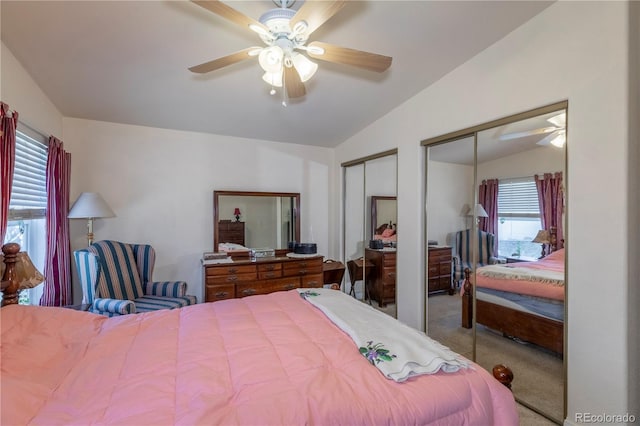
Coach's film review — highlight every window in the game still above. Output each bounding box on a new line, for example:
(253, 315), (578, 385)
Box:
(497, 177), (542, 259)
(3, 126), (48, 304)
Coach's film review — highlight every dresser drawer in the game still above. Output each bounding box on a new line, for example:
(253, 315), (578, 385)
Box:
(206, 272), (256, 285)
(381, 253), (396, 267)
(301, 273), (324, 288)
(381, 268), (396, 284)
(206, 284), (235, 301)
(383, 283), (396, 299)
(206, 264), (256, 277)
(283, 259), (323, 276)
(439, 262), (452, 275)
(236, 277), (299, 297)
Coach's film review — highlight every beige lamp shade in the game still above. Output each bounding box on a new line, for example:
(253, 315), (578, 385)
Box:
(68, 192), (115, 219)
(0, 251), (45, 290)
(465, 203), (489, 218)
(533, 229), (551, 244)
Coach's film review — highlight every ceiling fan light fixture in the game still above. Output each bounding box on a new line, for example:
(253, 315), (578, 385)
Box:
(291, 52), (318, 82)
(258, 46), (284, 73)
(262, 70), (283, 88)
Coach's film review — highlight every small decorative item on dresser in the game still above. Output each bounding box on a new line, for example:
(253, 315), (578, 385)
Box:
(234, 208), (241, 222)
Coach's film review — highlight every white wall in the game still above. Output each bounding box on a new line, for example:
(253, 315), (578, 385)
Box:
(0, 42), (63, 140)
(62, 118), (333, 303)
(335, 1), (636, 422)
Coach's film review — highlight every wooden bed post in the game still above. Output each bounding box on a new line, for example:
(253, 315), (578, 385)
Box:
(1, 243), (21, 307)
(461, 268), (473, 328)
(492, 364), (514, 389)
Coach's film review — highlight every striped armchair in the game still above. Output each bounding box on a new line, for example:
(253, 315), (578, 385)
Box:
(451, 229), (505, 287)
(74, 240), (197, 317)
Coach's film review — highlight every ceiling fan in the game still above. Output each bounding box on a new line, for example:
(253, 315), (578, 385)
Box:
(498, 112), (566, 147)
(189, 0), (392, 104)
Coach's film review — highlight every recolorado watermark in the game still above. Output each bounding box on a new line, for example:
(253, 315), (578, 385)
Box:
(575, 412), (636, 423)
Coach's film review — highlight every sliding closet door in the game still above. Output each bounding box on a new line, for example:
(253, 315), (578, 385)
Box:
(425, 136), (475, 359)
(343, 164), (365, 297)
(474, 108), (566, 423)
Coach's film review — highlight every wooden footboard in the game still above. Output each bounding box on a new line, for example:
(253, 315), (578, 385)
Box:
(461, 269), (563, 355)
(1, 243), (20, 307)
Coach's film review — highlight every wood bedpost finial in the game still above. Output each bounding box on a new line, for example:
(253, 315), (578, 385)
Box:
(461, 267), (473, 328)
(1, 243), (21, 307)
(492, 364), (514, 389)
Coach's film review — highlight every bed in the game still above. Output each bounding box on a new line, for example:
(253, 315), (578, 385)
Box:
(1, 248), (518, 425)
(461, 246), (565, 355)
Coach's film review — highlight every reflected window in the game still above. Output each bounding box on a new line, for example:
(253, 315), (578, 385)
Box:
(497, 177), (541, 258)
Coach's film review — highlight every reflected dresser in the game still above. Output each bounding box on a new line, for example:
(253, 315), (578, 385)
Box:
(365, 248), (396, 307)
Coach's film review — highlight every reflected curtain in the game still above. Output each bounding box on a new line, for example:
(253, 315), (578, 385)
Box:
(40, 136), (72, 306)
(0, 102), (18, 242)
(535, 172), (564, 249)
(478, 179), (499, 243)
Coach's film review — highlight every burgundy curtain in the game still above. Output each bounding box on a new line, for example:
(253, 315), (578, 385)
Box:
(40, 136), (72, 306)
(478, 179), (499, 238)
(535, 172), (564, 249)
(0, 102), (18, 242)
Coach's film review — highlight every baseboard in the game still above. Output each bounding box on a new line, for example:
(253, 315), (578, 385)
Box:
(563, 419), (577, 426)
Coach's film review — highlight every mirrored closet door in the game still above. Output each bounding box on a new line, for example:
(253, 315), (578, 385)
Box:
(342, 150), (397, 318)
(422, 102), (567, 424)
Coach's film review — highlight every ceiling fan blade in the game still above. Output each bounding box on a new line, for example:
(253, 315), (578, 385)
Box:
(188, 47), (257, 74)
(291, 0), (346, 37)
(547, 112), (566, 128)
(537, 131), (558, 146)
(307, 41), (392, 73)
(499, 126), (560, 141)
(191, 0), (268, 33)
(284, 66), (306, 99)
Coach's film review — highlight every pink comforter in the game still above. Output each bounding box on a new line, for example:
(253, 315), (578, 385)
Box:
(475, 249), (565, 301)
(1, 291), (518, 425)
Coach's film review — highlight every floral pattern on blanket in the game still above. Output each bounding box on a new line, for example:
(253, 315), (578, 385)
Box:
(360, 341), (397, 365)
(299, 290), (320, 299)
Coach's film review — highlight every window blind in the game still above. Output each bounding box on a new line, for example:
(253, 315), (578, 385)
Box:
(498, 177), (540, 217)
(8, 128), (48, 220)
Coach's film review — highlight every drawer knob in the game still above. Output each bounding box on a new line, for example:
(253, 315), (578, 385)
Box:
(299, 269), (307, 275)
(215, 291), (228, 298)
(226, 276), (238, 282)
(242, 288), (256, 296)
(265, 272), (275, 278)
(284, 284), (296, 290)
(228, 268), (238, 274)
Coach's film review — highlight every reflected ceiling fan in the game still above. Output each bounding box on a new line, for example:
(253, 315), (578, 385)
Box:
(189, 0), (392, 104)
(499, 112), (566, 147)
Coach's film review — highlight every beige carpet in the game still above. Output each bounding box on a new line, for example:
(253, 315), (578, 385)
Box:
(427, 293), (564, 424)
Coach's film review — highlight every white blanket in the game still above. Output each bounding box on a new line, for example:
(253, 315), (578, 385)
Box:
(298, 288), (469, 382)
(477, 264), (564, 285)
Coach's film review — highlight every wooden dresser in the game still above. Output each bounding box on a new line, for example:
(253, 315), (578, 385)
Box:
(218, 221), (245, 245)
(428, 246), (453, 295)
(365, 248), (396, 307)
(203, 256), (323, 302)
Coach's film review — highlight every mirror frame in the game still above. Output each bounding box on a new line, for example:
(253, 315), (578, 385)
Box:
(213, 190), (300, 250)
(370, 196), (397, 239)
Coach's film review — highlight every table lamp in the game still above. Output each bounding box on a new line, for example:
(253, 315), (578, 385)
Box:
(68, 192), (116, 245)
(532, 229), (551, 258)
(0, 243), (45, 306)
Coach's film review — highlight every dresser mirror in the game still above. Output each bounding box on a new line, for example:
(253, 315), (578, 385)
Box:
(213, 191), (300, 250)
(342, 150), (397, 318)
(422, 102), (567, 424)
(370, 196), (397, 242)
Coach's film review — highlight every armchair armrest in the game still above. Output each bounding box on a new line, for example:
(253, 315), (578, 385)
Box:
(92, 298), (136, 316)
(489, 256), (506, 264)
(143, 281), (187, 297)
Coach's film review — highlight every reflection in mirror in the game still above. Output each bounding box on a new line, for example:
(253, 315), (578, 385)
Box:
(474, 108), (566, 423)
(364, 155), (397, 317)
(426, 136), (475, 360)
(342, 152), (397, 319)
(370, 196), (397, 242)
(424, 103), (567, 424)
(214, 191), (300, 251)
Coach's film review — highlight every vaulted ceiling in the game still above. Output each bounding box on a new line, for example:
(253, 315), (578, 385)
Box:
(1, 1), (553, 147)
